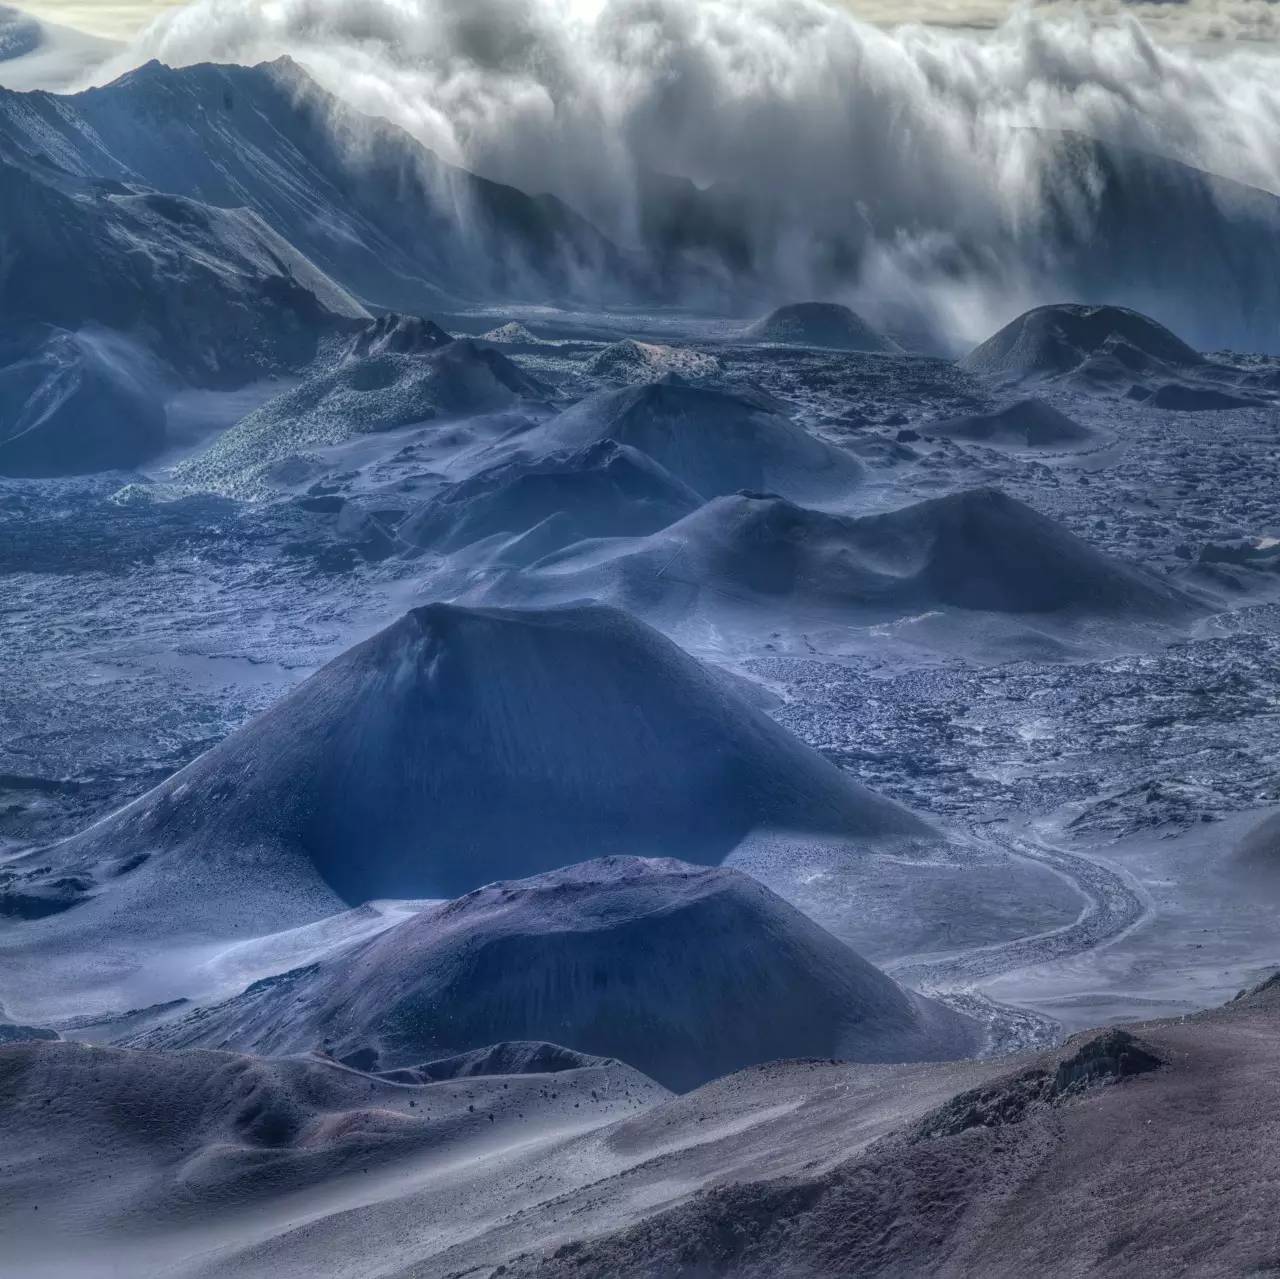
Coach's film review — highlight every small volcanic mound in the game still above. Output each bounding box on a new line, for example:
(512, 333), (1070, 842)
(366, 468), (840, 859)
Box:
(176, 336), (550, 498)
(963, 303), (1202, 383)
(1146, 382), (1263, 412)
(0, 324), (167, 477)
(498, 488), (1196, 623)
(479, 321), (545, 345)
(399, 439), (700, 561)
(744, 302), (901, 354)
(586, 338), (721, 384)
(526, 381), (862, 502)
(134, 857), (978, 1090)
(924, 398), (1095, 448)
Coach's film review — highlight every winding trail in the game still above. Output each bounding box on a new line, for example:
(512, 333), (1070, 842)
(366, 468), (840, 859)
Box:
(888, 828), (1152, 1054)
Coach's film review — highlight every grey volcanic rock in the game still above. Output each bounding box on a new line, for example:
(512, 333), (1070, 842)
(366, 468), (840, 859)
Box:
(6, 602), (928, 924)
(525, 382), (862, 502)
(924, 398), (1094, 449)
(497, 489), (1196, 623)
(134, 857), (978, 1090)
(177, 338), (550, 497)
(963, 303), (1202, 383)
(0, 324), (167, 476)
(400, 440), (700, 559)
(0, 145), (367, 387)
(745, 303), (900, 353)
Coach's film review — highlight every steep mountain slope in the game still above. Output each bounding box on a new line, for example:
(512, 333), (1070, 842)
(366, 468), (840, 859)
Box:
(0, 57), (640, 312)
(0, 141), (367, 386)
(1039, 130), (1280, 355)
(0, 323), (167, 475)
(635, 134), (1280, 352)
(135, 857), (978, 1090)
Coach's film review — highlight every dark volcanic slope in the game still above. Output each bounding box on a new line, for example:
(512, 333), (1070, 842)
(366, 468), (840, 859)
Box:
(516, 981), (1280, 1279)
(924, 398), (1095, 448)
(745, 302), (901, 353)
(962, 302), (1201, 383)
(498, 489), (1197, 623)
(0, 58), (638, 311)
(7, 602), (928, 921)
(0, 140), (366, 386)
(0, 324), (167, 476)
(525, 382), (862, 502)
(400, 439), (701, 561)
(133, 857), (977, 1090)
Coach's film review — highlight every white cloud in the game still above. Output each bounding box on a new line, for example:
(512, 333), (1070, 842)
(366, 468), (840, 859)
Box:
(9, 0), (1280, 344)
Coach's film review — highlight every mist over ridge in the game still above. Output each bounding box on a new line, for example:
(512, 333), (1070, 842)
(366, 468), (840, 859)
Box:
(51, 0), (1275, 348)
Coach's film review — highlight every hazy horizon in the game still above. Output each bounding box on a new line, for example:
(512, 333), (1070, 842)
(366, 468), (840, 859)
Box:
(17, 0), (1280, 43)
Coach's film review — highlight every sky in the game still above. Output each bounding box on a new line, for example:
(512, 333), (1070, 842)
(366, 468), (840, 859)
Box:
(20, 1), (1280, 43)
